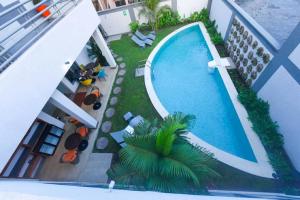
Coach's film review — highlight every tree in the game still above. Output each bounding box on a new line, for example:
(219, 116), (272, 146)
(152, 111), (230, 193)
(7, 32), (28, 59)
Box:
(107, 113), (220, 193)
(138, 0), (160, 30)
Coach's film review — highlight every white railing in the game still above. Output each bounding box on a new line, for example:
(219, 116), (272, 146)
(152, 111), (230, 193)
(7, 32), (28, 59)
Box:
(0, 0), (80, 73)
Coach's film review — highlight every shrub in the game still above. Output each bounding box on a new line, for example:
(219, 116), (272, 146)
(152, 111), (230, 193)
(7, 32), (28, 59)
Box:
(156, 5), (180, 29)
(237, 82), (296, 184)
(188, 9), (209, 23)
(129, 21), (140, 33)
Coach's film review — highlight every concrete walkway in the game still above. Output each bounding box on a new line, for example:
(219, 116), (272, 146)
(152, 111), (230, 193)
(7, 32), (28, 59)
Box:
(37, 66), (118, 183)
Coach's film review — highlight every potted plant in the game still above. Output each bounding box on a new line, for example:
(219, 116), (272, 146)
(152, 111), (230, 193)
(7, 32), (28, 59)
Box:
(33, 0), (51, 18)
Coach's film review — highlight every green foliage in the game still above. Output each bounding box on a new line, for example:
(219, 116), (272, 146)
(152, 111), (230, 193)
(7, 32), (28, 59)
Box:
(188, 9), (209, 23)
(32, 0), (41, 5)
(107, 113), (220, 193)
(139, 0), (160, 30)
(227, 69), (296, 185)
(86, 37), (108, 66)
(129, 21), (140, 33)
(187, 9), (223, 45)
(156, 6), (181, 29)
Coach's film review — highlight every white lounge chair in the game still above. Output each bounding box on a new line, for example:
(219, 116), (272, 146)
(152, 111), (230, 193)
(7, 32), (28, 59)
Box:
(135, 30), (156, 41)
(131, 35), (146, 48)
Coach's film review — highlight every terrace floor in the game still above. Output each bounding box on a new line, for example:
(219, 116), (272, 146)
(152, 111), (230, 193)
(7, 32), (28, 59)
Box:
(37, 66), (118, 183)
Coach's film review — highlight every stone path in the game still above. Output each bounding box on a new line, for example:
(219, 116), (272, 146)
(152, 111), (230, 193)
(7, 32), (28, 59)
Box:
(110, 97), (118, 106)
(116, 57), (123, 62)
(118, 69), (126, 76)
(105, 107), (115, 118)
(113, 87), (121, 94)
(119, 63), (126, 69)
(96, 137), (109, 150)
(101, 121), (112, 133)
(116, 77), (123, 85)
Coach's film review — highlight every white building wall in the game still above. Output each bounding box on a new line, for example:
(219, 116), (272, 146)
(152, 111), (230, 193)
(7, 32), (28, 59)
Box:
(99, 10), (132, 35)
(258, 66), (300, 172)
(0, 181), (262, 200)
(289, 44), (300, 68)
(209, 0), (232, 38)
(0, 0), (100, 172)
(177, 0), (208, 18)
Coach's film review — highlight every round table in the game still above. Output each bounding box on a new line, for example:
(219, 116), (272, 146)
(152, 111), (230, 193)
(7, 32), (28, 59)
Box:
(84, 94), (97, 105)
(93, 101), (102, 110)
(64, 133), (82, 150)
(78, 140), (89, 151)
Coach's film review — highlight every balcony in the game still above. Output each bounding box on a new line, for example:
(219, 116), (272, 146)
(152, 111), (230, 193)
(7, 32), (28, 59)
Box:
(0, 0), (80, 73)
(0, 0), (101, 172)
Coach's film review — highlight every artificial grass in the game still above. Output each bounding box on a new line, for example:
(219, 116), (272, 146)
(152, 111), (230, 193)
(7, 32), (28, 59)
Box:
(93, 24), (279, 192)
(93, 25), (184, 154)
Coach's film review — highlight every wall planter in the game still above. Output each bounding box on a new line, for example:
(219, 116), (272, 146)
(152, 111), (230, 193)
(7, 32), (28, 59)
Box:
(226, 17), (273, 87)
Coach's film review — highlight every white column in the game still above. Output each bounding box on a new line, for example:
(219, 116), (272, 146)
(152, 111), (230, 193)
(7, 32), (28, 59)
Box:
(61, 77), (80, 94)
(38, 111), (65, 129)
(49, 90), (98, 128)
(92, 28), (117, 68)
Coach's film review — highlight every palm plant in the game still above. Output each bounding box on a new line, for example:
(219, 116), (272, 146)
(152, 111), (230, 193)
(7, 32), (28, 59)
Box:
(86, 37), (109, 66)
(138, 0), (160, 30)
(107, 113), (220, 193)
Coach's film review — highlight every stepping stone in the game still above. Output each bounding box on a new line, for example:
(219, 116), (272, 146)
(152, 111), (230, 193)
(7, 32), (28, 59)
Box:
(105, 107), (115, 118)
(116, 57), (123, 62)
(135, 67), (145, 77)
(113, 87), (121, 94)
(118, 69), (126, 76)
(116, 77), (124, 85)
(101, 121), (112, 133)
(110, 97), (118, 106)
(119, 63), (126, 69)
(96, 137), (109, 150)
(113, 54), (118, 58)
(101, 122), (112, 134)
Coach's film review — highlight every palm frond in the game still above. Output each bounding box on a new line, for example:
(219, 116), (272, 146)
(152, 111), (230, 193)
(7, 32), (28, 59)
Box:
(119, 140), (158, 176)
(159, 156), (200, 185)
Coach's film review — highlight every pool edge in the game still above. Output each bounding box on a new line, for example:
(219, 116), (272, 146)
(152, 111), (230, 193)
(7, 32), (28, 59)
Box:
(144, 22), (275, 178)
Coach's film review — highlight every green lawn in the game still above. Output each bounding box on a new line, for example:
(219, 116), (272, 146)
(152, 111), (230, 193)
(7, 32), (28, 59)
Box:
(93, 25), (279, 192)
(93, 25), (184, 154)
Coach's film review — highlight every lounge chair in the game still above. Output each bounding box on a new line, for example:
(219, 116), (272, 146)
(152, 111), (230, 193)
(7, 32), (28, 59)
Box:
(129, 115), (144, 127)
(135, 30), (156, 41)
(123, 112), (134, 122)
(131, 35), (146, 48)
(110, 125), (134, 145)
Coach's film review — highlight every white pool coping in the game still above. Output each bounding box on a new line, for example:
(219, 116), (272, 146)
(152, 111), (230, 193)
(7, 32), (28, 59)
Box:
(144, 22), (275, 178)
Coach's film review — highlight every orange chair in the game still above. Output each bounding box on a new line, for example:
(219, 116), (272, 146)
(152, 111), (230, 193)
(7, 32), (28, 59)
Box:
(36, 4), (51, 18)
(61, 150), (79, 164)
(76, 127), (89, 138)
(91, 86), (101, 98)
(69, 118), (83, 127)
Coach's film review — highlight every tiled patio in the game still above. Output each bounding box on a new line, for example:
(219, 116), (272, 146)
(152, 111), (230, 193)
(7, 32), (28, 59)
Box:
(37, 66), (118, 183)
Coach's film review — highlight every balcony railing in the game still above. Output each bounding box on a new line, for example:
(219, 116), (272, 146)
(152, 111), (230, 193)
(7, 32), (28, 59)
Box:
(0, 0), (80, 73)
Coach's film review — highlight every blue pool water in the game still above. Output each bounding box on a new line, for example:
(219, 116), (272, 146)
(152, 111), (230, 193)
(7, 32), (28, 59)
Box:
(151, 25), (256, 161)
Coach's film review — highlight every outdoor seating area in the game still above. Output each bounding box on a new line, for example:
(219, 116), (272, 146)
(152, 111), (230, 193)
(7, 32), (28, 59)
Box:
(36, 62), (118, 183)
(131, 30), (156, 48)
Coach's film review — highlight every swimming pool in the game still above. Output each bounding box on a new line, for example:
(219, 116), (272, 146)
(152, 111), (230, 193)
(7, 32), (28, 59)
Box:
(145, 23), (274, 177)
(150, 24), (256, 161)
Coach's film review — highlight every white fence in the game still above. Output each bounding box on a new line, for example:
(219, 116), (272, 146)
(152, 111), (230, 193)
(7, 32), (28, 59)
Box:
(98, 0), (208, 36)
